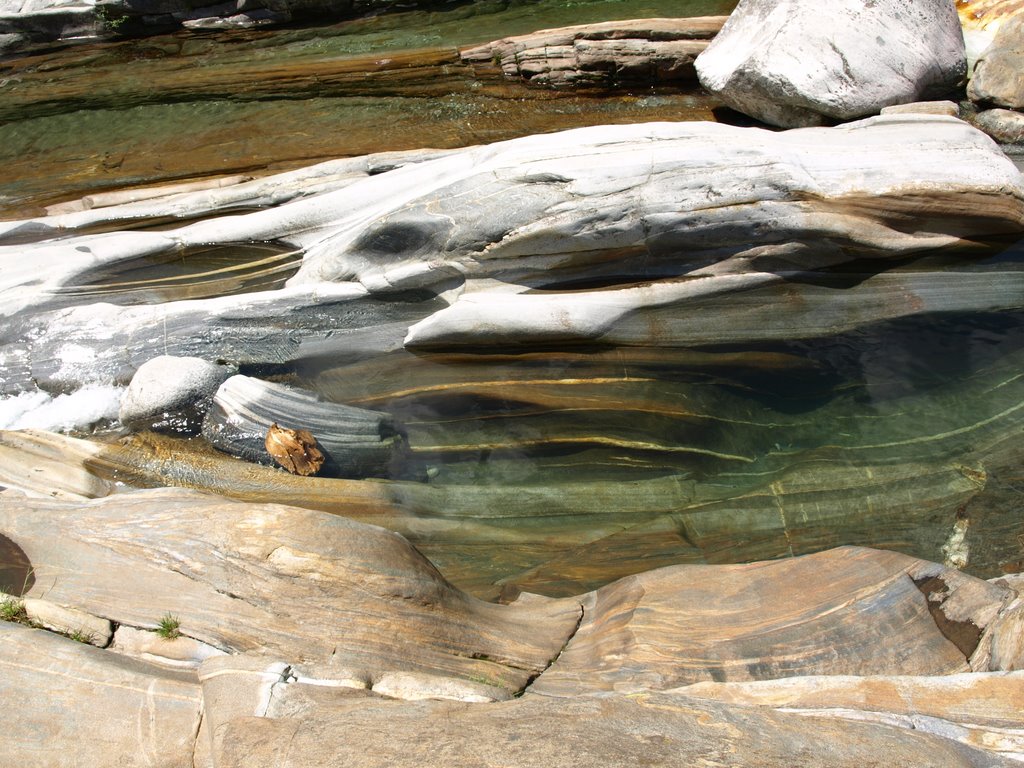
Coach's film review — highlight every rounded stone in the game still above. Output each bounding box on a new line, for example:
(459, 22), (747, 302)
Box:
(119, 355), (234, 432)
(972, 108), (1024, 144)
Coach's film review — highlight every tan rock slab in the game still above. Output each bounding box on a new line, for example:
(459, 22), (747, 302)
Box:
(213, 688), (1009, 768)
(676, 671), (1024, 761)
(111, 625), (226, 669)
(529, 547), (1008, 696)
(0, 621), (202, 768)
(0, 487), (582, 695)
(881, 100), (961, 116)
(22, 596), (112, 646)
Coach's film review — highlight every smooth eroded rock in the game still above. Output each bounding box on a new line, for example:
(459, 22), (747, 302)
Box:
(0, 621), (202, 768)
(677, 671), (1024, 761)
(211, 688), (1009, 768)
(0, 487), (583, 695)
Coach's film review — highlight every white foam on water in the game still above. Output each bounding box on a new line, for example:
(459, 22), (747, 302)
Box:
(0, 385), (124, 432)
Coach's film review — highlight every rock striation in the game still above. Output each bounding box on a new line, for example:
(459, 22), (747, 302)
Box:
(0, 487), (583, 696)
(695, 0), (967, 127)
(2, 116), (1019, 388)
(203, 374), (404, 478)
(460, 17), (726, 87)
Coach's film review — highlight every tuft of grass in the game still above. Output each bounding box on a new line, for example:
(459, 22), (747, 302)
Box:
(0, 595), (27, 624)
(65, 628), (95, 645)
(156, 613), (181, 640)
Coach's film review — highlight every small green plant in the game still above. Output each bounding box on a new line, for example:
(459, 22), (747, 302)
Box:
(0, 595), (27, 624)
(156, 613), (181, 640)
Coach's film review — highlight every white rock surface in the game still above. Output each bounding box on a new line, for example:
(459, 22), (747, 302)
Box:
(695, 0), (967, 127)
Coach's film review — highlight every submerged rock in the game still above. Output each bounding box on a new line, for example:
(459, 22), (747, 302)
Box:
(203, 375), (403, 478)
(695, 0), (967, 127)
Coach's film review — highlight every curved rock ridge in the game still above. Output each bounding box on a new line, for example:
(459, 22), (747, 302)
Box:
(527, 547), (1013, 696)
(287, 115), (1024, 292)
(202, 374), (404, 478)
(695, 0), (967, 127)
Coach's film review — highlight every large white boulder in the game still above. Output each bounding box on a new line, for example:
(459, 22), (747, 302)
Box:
(695, 0), (967, 127)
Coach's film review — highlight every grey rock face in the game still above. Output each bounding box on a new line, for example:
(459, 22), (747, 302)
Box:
(0, 116), (1021, 396)
(968, 14), (1024, 108)
(695, 0), (967, 127)
(118, 354), (234, 433)
(973, 107), (1024, 143)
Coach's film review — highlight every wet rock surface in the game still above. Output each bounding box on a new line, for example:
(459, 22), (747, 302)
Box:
(203, 375), (403, 478)
(120, 355), (235, 433)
